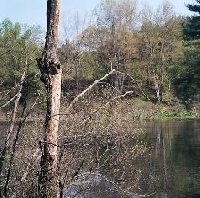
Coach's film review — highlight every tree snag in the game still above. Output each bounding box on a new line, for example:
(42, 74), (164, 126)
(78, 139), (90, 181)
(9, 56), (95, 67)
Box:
(37, 0), (61, 197)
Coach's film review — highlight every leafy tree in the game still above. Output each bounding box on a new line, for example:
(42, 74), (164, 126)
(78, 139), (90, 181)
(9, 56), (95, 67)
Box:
(138, 2), (183, 102)
(82, 0), (138, 91)
(175, 0), (200, 107)
(0, 19), (43, 106)
(184, 0), (200, 40)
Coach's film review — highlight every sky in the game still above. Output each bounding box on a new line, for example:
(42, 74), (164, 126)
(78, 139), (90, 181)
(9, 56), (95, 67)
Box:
(0, 0), (196, 30)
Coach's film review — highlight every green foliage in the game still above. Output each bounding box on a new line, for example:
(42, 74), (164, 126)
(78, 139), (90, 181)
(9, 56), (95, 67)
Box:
(136, 7), (183, 102)
(183, 16), (200, 40)
(0, 19), (44, 105)
(157, 111), (199, 119)
(184, 0), (200, 40)
(1, 0), (200, 110)
(174, 15), (200, 105)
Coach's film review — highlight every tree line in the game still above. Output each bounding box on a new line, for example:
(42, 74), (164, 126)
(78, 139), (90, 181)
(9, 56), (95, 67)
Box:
(0, 0), (200, 110)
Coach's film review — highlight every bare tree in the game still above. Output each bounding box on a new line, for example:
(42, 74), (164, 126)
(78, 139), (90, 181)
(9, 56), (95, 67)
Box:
(37, 0), (62, 197)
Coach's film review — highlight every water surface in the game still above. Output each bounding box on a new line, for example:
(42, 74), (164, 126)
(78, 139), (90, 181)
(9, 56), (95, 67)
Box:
(142, 119), (200, 198)
(0, 119), (199, 197)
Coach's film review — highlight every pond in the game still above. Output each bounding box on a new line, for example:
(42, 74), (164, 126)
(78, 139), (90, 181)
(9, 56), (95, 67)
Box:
(64, 119), (200, 198)
(141, 119), (200, 198)
(0, 119), (200, 198)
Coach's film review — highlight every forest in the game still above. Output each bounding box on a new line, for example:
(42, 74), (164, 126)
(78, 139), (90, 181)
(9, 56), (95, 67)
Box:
(0, 0), (200, 197)
(0, 0), (200, 113)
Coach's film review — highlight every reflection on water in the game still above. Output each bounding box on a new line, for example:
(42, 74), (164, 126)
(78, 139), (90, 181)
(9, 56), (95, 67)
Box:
(64, 119), (200, 198)
(0, 119), (199, 197)
(143, 119), (200, 198)
(63, 171), (143, 198)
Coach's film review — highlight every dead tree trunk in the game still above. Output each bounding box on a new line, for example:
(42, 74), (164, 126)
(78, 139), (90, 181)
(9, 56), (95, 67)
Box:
(37, 0), (61, 197)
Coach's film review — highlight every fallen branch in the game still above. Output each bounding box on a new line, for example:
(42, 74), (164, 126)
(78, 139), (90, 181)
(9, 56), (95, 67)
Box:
(66, 69), (117, 112)
(1, 93), (18, 108)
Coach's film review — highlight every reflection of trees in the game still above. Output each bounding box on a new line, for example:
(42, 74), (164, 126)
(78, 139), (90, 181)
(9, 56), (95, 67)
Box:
(170, 120), (200, 197)
(144, 120), (200, 198)
(142, 121), (171, 196)
(1, 110), (199, 197)
(58, 93), (150, 195)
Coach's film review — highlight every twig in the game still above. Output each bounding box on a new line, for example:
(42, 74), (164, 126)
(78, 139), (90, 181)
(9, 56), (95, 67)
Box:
(109, 91), (133, 102)
(20, 149), (40, 182)
(0, 71), (26, 179)
(3, 96), (38, 197)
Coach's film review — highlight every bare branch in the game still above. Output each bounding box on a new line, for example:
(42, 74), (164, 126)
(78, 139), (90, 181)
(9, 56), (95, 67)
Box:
(109, 91), (133, 102)
(67, 69), (117, 112)
(1, 93), (18, 108)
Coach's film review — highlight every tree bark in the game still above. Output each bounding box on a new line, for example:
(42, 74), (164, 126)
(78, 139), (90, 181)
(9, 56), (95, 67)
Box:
(37, 0), (61, 197)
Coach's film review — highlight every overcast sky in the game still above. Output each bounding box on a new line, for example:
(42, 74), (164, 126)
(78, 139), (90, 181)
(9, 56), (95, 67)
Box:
(0, 0), (195, 29)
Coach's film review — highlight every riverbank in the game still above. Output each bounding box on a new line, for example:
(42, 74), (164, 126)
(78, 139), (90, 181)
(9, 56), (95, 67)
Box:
(0, 97), (199, 121)
(124, 98), (200, 120)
